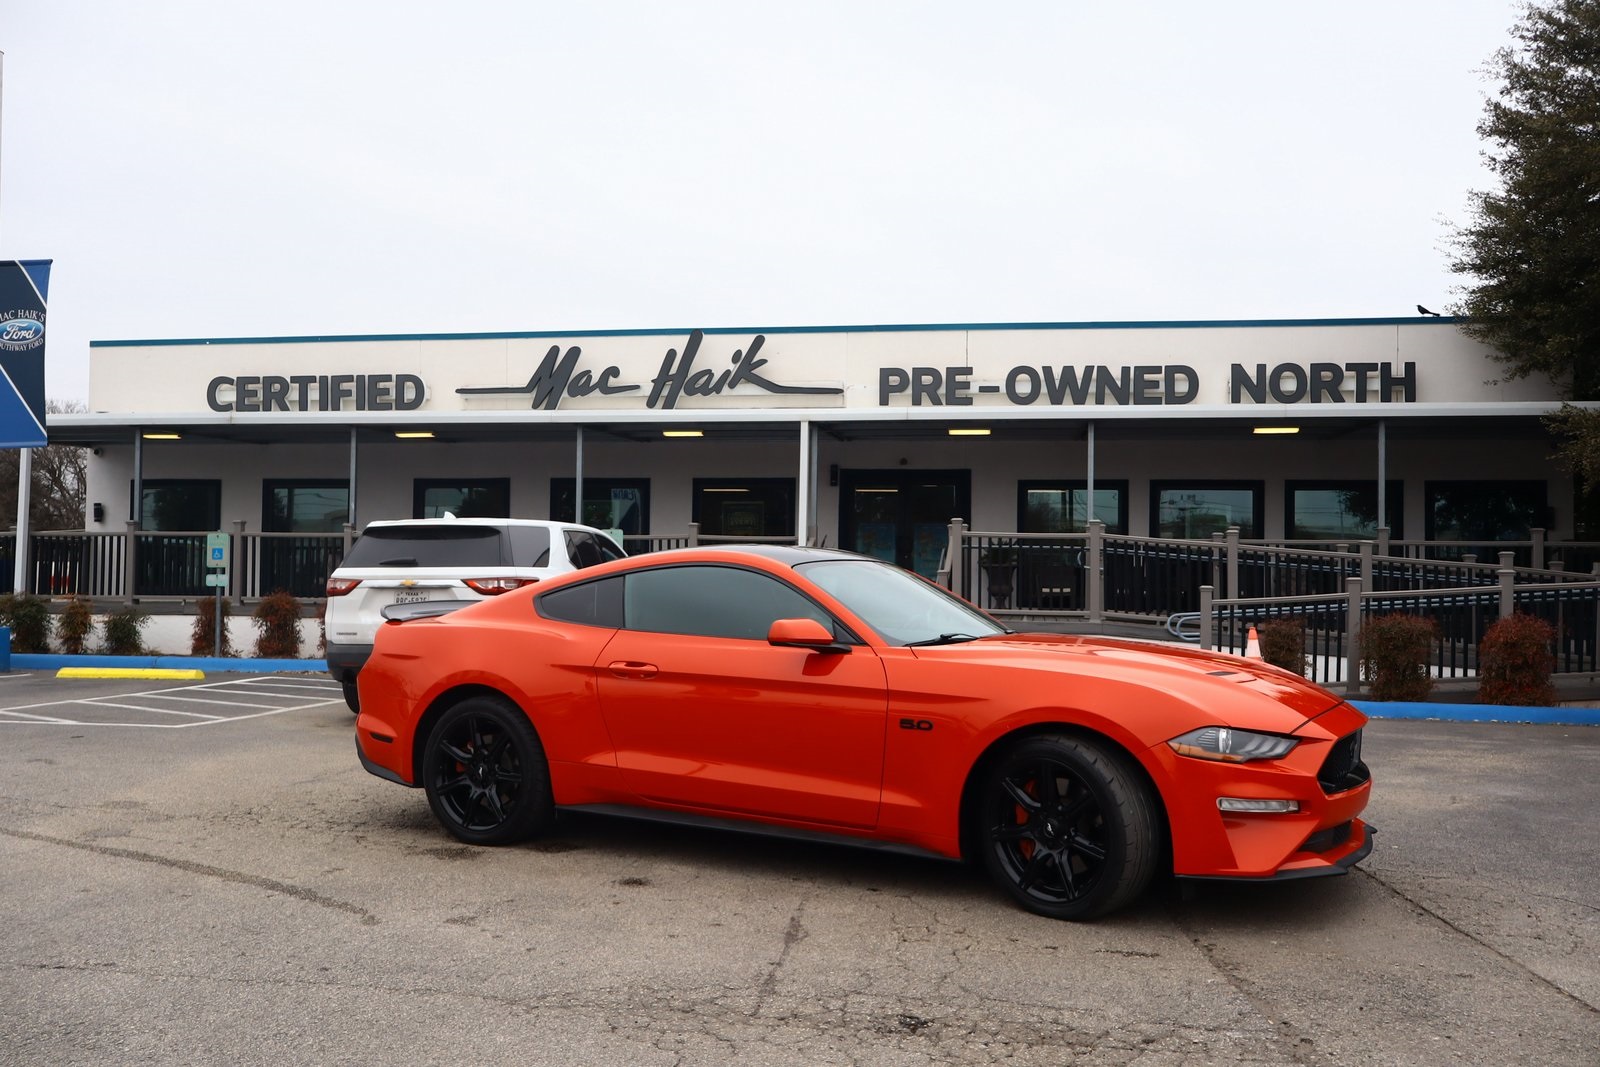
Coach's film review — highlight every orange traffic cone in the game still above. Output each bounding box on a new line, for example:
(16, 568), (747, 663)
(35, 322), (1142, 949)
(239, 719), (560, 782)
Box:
(1245, 625), (1261, 658)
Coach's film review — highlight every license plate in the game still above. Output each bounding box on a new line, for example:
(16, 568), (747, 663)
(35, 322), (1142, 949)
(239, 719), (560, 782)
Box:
(393, 588), (432, 604)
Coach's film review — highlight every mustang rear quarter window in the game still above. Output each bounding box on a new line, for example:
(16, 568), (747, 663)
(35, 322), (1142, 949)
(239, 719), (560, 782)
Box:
(538, 576), (625, 627)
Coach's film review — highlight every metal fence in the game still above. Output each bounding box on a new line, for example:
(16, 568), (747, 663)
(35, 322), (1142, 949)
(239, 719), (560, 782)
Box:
(1200, 576), (1600, 693)
(944, 520), (1600, 623)
(1, 521), (802, 602)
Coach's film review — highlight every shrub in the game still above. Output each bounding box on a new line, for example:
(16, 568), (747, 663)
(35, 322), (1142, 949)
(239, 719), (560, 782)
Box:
(0, 593), (52, 653)
(56, 597), (95, 655)
(1359, 613), (1437, 702)
(1258, 618), (1306, 677)
(191, 597), (236, 657)
(1477, 613), (1558, 706)
(101, 607), (148, 655)
(253, 591), (303, 658)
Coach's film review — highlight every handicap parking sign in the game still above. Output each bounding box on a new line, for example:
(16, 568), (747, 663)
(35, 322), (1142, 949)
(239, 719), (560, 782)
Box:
(205, 532), (230, 570)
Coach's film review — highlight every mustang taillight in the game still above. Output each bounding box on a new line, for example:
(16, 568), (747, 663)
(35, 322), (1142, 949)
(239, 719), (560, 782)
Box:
(463, 577), (539, 595)
(325, 577), (361, 596)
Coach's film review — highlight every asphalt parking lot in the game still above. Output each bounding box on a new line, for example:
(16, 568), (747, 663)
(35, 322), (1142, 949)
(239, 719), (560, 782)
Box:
(1, 671), (1596, 1066)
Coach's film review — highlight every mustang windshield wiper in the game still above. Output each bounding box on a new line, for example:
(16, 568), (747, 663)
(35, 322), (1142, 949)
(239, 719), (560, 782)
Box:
(905, 632), (985, 647)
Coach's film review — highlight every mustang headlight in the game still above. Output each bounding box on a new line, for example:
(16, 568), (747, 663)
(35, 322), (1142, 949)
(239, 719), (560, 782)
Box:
(1168, 726), (1297, 763)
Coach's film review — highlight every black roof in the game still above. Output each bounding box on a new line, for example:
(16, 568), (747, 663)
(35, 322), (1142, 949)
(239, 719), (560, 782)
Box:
(646, 544), (868, 567)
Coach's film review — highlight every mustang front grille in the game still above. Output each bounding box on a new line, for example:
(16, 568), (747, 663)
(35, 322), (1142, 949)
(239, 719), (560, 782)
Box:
(1317, 729), (1369, 794)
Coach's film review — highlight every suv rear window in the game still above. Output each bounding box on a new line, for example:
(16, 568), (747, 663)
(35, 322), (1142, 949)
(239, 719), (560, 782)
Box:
(343, 525), (547, 569)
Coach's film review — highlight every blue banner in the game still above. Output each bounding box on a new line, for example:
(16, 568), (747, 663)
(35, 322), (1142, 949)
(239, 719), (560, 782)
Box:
(0, 259), (50, 448)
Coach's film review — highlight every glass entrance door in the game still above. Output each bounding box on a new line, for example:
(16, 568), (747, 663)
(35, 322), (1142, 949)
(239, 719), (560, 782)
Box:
(838, 469), (970, 579)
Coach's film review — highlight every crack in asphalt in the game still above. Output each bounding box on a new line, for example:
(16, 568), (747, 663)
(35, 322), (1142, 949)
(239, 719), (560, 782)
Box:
(0, 827), (378, 925)
(1354, 867), (1600, 1015)
(1167, 902), (1332, 1067)
(757, 901), (808, 1009)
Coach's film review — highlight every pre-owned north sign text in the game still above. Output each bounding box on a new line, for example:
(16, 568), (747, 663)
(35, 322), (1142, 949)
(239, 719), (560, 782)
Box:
(878, 362), (1418, 405)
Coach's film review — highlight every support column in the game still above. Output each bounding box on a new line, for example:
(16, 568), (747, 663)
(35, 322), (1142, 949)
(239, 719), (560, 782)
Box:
(132, 431), (143, 524)
(797, 420), (812, 546)
(348, 428), (359, 529)
(1377, 419), (1387, 531)
(13, 448), (29, 593)
(1085, 421), (1096, 523)
(575, 426), (584, 524)
(130, 431), (143, 603)
(809, 423), (820, 546)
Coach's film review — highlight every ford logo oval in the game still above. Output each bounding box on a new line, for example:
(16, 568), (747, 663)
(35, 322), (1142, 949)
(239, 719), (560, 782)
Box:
(0, 319), (44, 344)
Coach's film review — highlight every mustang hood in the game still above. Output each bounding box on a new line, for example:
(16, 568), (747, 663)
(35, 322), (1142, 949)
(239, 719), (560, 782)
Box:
(966, 632), (1344, 723)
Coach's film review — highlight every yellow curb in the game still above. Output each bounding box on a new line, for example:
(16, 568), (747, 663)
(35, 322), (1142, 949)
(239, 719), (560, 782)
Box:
(55, 667), (206, 680)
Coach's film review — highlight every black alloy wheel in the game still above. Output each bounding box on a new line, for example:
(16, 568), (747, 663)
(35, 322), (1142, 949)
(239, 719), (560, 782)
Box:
(422, 697), (553, 845)
(980, 734), (1159, 920)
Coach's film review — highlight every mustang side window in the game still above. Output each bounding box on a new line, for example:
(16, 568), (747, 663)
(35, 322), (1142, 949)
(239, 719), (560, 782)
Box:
(622, 565), (836, 641)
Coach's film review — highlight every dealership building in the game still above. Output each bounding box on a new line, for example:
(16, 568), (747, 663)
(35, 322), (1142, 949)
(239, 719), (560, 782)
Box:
(47, 316), (1575, 590)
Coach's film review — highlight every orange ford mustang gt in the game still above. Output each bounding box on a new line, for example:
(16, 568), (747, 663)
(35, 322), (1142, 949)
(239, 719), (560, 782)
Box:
(354, 545), (1373, 920)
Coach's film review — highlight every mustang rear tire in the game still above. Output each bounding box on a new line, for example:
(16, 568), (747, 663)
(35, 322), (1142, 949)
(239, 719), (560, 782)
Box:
(979, 734), (1159, 920)
(422, 697), (554, 845)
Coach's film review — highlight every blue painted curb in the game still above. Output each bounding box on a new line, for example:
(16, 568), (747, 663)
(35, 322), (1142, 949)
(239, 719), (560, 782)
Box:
(1352, 700), (1600, 726)
(11, 654), (328, 674)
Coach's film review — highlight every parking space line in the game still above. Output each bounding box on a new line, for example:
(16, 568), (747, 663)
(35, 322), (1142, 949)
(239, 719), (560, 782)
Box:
(0, 710), (75, 723)
(119, 693), (289, 710)
(0, 674), (346, 728)
(236, 684), (334, 694)
(75, 700), (226, 720)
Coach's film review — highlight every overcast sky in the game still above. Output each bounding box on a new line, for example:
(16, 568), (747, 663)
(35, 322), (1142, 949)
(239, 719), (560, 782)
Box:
(2, 0), (1526, 404)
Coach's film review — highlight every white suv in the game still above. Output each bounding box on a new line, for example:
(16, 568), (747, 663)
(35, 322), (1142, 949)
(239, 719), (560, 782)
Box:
(325, 517), (625, 711)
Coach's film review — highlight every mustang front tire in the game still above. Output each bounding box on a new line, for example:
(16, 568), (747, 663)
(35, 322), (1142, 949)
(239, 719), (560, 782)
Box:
(422, 697), (554, 845)
(980, 733), (1160, 920)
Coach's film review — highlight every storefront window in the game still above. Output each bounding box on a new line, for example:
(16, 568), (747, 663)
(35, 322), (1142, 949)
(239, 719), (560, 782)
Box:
(1286, 481), (1403, 540)
(129, 480), (221, 598)
(837, 469), (969, 579)
(263, 480), (349, 596)
(135, 480), (220, 531)
(265, 481), (349, 533)
(413, 479), (510, 519)
(1018, 482), (1127, 534)
(1427, 480), (1546, 541)
(551, 478), (650, 535)
(693, 478), (795, 537)
(1151, 482), (1262, 539)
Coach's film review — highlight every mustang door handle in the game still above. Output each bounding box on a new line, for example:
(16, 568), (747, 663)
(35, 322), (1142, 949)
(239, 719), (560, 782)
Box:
(607, 661), (658, 679)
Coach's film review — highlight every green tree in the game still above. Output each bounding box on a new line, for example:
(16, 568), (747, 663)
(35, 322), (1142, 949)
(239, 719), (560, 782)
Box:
(1449, 0), (1600, 527)
(1451, 0), (1600, 385)
(1449, 1), (1600, 472)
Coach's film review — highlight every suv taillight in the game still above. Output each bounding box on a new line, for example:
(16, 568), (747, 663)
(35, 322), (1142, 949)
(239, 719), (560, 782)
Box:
(463, 577), (539, 595)
(325, 577), (361, 596)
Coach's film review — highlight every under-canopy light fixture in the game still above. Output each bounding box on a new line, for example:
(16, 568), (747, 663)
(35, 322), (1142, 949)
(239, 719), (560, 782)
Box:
(394, 431), (435, 439)
(948, 428), (991, 436)
(141, 432), (181, 440)
(1252, 426), (1300, 435)
(662, 429), (704, 438)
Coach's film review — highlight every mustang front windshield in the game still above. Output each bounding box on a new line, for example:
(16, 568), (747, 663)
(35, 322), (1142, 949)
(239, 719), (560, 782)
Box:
(797, 558), (1007, 647)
